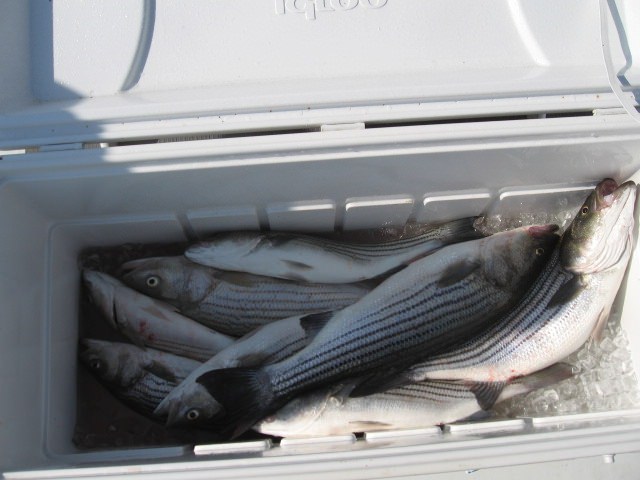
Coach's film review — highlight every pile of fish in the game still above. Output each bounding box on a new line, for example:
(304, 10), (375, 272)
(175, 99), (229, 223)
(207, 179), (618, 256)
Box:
(79, 178), (637, 440)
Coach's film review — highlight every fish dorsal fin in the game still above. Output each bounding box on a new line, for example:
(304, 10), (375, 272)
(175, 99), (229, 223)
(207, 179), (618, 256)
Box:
(143, 361), (178, 383)
(466, 381), (507, 410)
(300, 311), (334, 340)
(437, 259), (481, 288)
(546, 275), (586, 309)
(349, 368), (411, 398)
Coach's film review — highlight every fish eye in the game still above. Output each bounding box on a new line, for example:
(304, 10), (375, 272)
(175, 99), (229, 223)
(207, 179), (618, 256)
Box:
(535, 247), (545, 256)
(89, 359), (102, 371)
(581, 206), (589, 215)
(186, 409), (200, 421)
(146, 276), (160, 288)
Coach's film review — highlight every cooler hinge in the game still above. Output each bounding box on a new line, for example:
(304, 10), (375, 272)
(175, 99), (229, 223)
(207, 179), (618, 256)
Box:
(25, 142), (108, 154)
(320, 122), (365, 132)
(592, 107), (630, 116)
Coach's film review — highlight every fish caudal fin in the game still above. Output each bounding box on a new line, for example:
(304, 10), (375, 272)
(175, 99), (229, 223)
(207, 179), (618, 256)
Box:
(440, 216), (484, 243)
(195, 367), (276, 439)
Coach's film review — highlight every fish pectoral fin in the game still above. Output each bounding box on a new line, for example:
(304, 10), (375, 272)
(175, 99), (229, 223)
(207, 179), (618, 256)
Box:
(546, 275), (585, 308)
(506, 363), (576, 398)
(348, 420), (392, 431)
(461, 410), (493, 422)
(466, 381), (507, 410)
(590, 305), (613, 343)
(144, 361), (178, 383)
(349, 369), (411, 398)
(283, 259), (314, 271)
(437, 259), (481, 288)
(299, 311), (335, 340)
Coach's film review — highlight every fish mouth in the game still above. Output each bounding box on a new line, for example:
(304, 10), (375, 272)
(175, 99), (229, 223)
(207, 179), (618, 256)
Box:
(79, 338), (107, 353)
(184, 245), (207, 263)
(118, 258), (150, 275)
(563, 179), (636, 274)
(154, 395), (174, 417)
(82, 270), (124, 329)
(597, 180), (636, 223)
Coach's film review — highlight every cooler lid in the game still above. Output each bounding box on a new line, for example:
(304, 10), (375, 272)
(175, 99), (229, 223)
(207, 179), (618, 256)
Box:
(0, 0), (638, 150)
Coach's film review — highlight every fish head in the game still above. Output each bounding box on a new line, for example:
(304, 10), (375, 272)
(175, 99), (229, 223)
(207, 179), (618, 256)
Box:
(185, 233), (265, 269)
(78, 339), (144, 386)
(481, 224), (560, 291)
(253, 386), (342, 437)
(158, 384), (223, 428)
(119, 256), (209, 301)
(561, 179), (636, 274)
(83, 270), (137, 332)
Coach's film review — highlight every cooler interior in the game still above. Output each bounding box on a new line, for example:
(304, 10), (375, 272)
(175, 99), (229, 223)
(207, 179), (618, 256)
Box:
(2, 114), (640, 475)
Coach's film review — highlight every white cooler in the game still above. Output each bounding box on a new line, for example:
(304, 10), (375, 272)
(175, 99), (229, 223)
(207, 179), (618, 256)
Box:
(1, 0), (640, 478)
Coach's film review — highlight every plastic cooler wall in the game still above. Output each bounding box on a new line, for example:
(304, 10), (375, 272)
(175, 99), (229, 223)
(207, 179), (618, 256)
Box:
(1, 119), (640, 471)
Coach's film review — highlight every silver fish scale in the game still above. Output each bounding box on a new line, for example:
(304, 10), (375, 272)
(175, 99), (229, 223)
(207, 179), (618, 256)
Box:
(261, 334), (310, 365)
(116, 373), (177, 415)
(411, 247), (623, 381)
(377, 381), (477, 403)
(268, 271), (509, 397)
(263, 223), (459, 261)
(150, 338), (221, 363)
(295, 233), (445, 261)
(190, 281), (369, 334)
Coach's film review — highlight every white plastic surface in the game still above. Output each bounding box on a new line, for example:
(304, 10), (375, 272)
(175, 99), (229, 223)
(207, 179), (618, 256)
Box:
(1, 113), (640, 477)
(1, 1), (640, 477)
(0, 0), (638, 149)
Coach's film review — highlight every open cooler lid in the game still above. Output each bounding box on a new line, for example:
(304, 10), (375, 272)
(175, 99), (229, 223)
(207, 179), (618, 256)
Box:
(0, 0), (638, 151)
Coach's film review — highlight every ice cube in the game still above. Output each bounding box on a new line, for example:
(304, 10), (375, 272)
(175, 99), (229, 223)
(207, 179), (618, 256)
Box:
(613, 334), (629, 349)
(530, 395), (549, 414)
(620, 359), (635, 375)
(558, 381), (578, 398)
(599, 337), (616, 354)
(558, 398), (578, 414)
(596, 368), (616, 382)
(610, 347), (631, 362)
(621, 374), (638, 392)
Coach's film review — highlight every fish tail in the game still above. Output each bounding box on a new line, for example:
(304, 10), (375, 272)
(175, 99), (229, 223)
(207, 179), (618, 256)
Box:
(195, 367), (277, 439)
(439, 216), (484, 243)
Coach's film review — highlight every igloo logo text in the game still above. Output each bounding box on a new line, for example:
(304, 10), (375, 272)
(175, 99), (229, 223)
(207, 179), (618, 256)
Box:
(275, 0), (388, 21)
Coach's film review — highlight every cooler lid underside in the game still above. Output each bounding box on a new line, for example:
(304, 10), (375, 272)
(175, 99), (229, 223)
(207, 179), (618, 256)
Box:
(0, 0), (638, 149)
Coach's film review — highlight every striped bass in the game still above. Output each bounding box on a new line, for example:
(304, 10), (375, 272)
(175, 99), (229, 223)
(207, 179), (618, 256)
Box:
(120, 256), (371, 336)
(155, 314), (311, 427)
(83, 271), (235, 361)
(79, 339), (201, 417)
(194, 225), (559, 437)
(405, 179), (636, 391)
(254, 364), (574, 437)
(185, 217), (481, 284)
